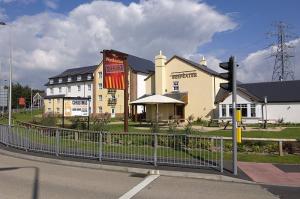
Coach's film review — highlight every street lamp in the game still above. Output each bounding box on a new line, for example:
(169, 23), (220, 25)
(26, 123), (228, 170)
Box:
(0, 21), (12, 126)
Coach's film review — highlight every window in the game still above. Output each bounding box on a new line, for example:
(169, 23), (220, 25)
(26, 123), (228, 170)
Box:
(59, 87), (62, 93)
(99, 106), (102, 113)
(48, 108), (51, 111)
(68, 86), (71, 92)
(251, 104), (256, 117)
(77, 85), (81, 91)
(99, 83), (103, 89)
(50, 88), (54, 94)
(173, 81), (179, 91)
(87, 74), (92, 80)
(221, 104), (226, 117)
(49, 79), (54, 84)
(58, 78), (62, 83)
(56, 108), (60, 112)
(99, 95), (102, 101)
(77, 75), (81, 81)
(229, 104), (248, 117)
(98, 72), (102, 78)
(68, 77), (72, 82)
(237, 104), (248, 117)
(48, 99), (51, 104)
(87, 95), (91, 99)
(88, 84), (91, 91)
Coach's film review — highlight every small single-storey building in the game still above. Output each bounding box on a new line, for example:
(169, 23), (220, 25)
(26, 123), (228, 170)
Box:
(215, 80), (300, 123)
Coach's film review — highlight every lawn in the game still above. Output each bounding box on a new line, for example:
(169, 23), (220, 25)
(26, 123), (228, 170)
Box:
(194, 128), (300, 139)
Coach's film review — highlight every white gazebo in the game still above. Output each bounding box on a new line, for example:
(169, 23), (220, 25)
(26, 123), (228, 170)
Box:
(130, 94), (184, 122)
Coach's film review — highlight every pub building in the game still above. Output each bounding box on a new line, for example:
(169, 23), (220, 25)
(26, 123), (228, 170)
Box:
(130, 51), (226, 122)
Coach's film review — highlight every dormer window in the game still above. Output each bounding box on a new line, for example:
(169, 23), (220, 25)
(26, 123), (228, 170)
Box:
(49, 79), (54, 84)
(68, 77), (72, 82)
(87, 74), (92, 80)
(77, 75), (81, 81)
(58, 78), (62, 83)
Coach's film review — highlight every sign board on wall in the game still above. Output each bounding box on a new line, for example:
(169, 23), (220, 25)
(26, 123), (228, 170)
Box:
(103, 50), (127, 90)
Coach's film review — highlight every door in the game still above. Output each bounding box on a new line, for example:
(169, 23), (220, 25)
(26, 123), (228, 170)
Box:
(111, 108), (115, 118)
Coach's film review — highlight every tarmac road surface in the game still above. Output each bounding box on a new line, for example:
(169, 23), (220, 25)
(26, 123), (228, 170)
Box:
(0, 153), (279, 199)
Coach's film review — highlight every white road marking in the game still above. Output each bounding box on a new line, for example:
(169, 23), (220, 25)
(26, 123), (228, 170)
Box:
(119, 174), (160, 199)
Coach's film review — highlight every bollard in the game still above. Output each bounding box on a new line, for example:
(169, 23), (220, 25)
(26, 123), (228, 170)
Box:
(279, 141), (283, 156)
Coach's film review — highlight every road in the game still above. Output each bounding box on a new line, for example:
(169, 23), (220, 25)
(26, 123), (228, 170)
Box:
(0, 153), (280, 199)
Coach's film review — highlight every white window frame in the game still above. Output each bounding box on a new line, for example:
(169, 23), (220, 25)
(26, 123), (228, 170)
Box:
(67, 77), (72, 82)
(59, 87), (62, 93)
(77, 75), (81, 81)
(99, 95), (102, 101)
(99, 83), (103, 89)
(50, 88), (54, 94)
(58, 78), (62, 83)
(87, 74), (92, 80)
(173, 81), (179, 91)
(88, 84), (91, 91)
(77, 85), (81, 91)
(49, 79), (54, 84)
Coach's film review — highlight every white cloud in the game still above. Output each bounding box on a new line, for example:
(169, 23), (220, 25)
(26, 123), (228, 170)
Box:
(0, 8), (7, 20)
(0, 0), (236, 88)
(44, 0), (58, 9)
(238, 38), (300, 83)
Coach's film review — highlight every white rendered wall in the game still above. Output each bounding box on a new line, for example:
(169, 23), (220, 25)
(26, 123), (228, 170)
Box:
(136, 73), (148, 113)
(265, 103), (300, 123)
(46, 81), (93, 113)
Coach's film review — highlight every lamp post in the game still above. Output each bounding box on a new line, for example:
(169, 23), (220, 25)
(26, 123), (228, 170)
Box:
(0, 21), (12, 126)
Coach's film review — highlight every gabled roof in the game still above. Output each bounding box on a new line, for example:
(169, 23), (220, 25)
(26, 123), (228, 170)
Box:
(127, 54), (154, 74)
(165, 55), (222, 78)
(215, 80), (300, 104)
(50, 65), (98, 78)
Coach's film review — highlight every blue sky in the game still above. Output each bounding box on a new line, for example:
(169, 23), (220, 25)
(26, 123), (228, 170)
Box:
(0, 0), (300, 88)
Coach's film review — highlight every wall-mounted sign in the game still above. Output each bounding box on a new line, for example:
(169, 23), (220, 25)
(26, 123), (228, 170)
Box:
(171, 70), (197, 79)
(103, 50), (127, 90)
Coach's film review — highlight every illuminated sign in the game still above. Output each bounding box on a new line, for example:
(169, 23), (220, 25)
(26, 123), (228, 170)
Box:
(171, 70), (197, 79)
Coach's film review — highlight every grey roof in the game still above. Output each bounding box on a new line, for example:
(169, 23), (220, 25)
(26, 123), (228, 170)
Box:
(127, 54), (154, 73)
(50, 65), (98, 78)
(215, 80), (300, 103)
(166, 55), (222, 78)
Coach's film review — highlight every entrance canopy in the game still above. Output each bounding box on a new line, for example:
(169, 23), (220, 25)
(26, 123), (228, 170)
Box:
(130, 94), (184, 105)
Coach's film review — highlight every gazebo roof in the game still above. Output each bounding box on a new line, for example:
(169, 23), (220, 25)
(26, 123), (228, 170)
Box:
(130, 94), (184, 105)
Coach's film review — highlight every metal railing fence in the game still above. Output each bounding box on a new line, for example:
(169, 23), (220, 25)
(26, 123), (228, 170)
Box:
(0, 124), (223, 172)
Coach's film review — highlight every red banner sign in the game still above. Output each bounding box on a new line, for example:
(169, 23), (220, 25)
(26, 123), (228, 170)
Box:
(103, 50), (127, 90)
(19, 97), (26, 106)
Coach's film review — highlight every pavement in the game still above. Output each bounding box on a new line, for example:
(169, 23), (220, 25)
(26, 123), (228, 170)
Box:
(238, 162), (300, 187)
(0, 153), (280, 199)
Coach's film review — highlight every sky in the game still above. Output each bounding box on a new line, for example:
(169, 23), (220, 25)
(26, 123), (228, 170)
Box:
(0, 0), (299, 89)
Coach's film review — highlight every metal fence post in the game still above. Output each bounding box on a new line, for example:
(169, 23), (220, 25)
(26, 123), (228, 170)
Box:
(154, 133), (157, 167)
(220, 137), (224, 173)
(55, 129), (59, 156)
(25, 127), (29, 152)
(99, 132), (102, 161)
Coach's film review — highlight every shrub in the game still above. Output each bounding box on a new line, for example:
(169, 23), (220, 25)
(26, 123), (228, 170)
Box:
(40, 115), (57, 127)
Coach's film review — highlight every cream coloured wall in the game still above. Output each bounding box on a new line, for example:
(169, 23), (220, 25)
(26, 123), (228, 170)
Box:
(164, 58), (218, 120)
(145, 74), (155, 95)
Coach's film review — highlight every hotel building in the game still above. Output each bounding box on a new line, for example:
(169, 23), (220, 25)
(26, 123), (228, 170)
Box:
(44, 54), (154, 118)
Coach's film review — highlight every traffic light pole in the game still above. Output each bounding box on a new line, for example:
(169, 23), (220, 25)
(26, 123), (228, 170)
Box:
(232, 56), (238, 175)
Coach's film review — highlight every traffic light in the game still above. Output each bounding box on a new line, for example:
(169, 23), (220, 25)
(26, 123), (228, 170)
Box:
(219, 56), (234, 92)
